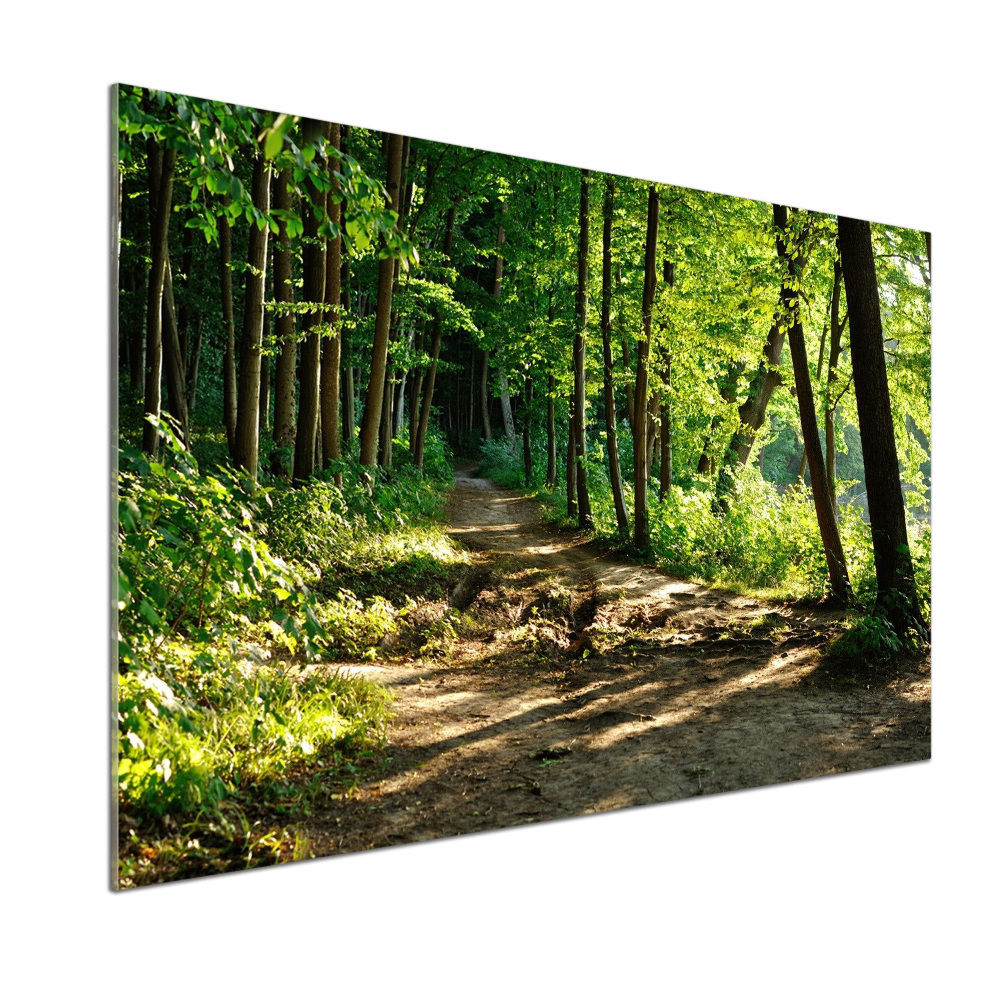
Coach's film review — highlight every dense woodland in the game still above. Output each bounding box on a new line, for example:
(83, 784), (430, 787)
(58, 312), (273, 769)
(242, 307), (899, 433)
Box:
(116, 86), (930, 885)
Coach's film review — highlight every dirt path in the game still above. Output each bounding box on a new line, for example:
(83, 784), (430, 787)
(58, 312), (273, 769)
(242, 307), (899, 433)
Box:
(302, 465), (930, 856)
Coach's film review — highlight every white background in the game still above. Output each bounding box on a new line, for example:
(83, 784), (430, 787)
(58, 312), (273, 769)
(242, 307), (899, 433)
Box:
(3, 2), (996, 996)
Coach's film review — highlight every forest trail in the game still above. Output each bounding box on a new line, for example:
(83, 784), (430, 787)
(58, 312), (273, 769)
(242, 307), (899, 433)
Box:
(302, 465), (930, 856)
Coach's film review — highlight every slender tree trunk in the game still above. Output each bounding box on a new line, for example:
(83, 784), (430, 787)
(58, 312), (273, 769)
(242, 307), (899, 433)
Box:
(219, 205), (238, 457)
(634, 185), (659, 548)
(659, 357), (672, 498)
(566, 392), (578, 519)
(293, 125), (329, 482)
(416, 204), (457, 471)
(270, 169), (297, 475)
(233, 151), (271, 479)
(719, 319), (785, 475)
(142, 139), (176, 457)
(613, 262), (635, 432)
(824, 259), (847, 497)
(573, 169), (593, 529)
(489, 207), (516, 441)
(359, 132), (404, 471)
(838, 215), (926, 635)
(321, 123), (343, 485)
(161, 261), (189, 444)
(601, 177), (630, 538)
(186, 313), (204, 414)
(776, 205), (849, 599)
(545, 374), (557, 488)
(522, 375), (533, 485)
(340, 126), (355, 451)
(479, 348), (493, 441)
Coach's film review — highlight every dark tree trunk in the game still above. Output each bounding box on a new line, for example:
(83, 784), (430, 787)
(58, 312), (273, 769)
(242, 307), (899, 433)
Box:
(566, 392), (577, 519)
(776, 205), (850, 600)
(321, 123), (343, 485)
(142, 139), (176, 457)
(359, 132), (404, 470)
(634, 185), (659, 548)
(601, 177), (630, 539)
(838, 215), (926, 636)
(219, 206), (238, 457)
(340, 125), (355, 451)
(186, 313), (204, 414)
(545, 374), (557, 488)
(573, 169), (593, 529)
(659, 357), (672, 499)
(522, 375), (533, 486)
(270, 169), (297, 476)
(479, 348), (493, 442)
(161, 261), (190, 444)
(233, 151), (271, 479)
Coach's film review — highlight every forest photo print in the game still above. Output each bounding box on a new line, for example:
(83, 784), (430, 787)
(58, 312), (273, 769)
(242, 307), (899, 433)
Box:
(115, 84), (931, 888)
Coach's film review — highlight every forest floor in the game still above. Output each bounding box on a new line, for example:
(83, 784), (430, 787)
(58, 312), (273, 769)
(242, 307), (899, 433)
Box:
(300, 464), (930, 857)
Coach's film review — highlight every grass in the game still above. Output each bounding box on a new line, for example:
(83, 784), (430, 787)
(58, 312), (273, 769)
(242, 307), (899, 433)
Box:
(117, 422), (465, 886)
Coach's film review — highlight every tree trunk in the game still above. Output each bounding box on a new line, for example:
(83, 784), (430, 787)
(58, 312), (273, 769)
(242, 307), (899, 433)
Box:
(233, 151), (271, 479)
(776, 205), (849, 600)
(601, 177), (630, 539)
(838, 215), (926, 635)
(142, 139), (176, 457)
(566, 393), (578, 519)
(293, 124), (329, 482)
(161, 261), (190, 444)
(634, 185), (659, 548)
(490, 208), (516, 441)
(416, 203), (457, 472)
(545, 374), (557, 488)
(270, 169), (297, 476)
(219, 205), (238, 457)
(824, 259), (847, 497)
(186, 313), (204, 415)
(573, 169), (593, 529)
(659, 356), (672, 499)
(522, 375), (533, 486)
(479, 348), (493, 442)
(321, 123), (343, 485)
(612, 262), (635, 431)
(340, 125), (355, 451)
(359, 132), (404, 470)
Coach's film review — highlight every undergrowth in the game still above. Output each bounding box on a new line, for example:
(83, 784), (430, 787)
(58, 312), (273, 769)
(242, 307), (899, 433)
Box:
(477, 436), (930, 620)
(116, 417), (463, 886)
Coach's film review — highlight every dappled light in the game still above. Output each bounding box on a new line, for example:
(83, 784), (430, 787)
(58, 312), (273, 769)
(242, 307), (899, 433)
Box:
(116, 85), (929, 886)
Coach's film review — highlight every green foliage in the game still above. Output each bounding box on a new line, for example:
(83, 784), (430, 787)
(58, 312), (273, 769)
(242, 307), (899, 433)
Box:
(118, 416), (321, 665)
(118, 656), (391, 819)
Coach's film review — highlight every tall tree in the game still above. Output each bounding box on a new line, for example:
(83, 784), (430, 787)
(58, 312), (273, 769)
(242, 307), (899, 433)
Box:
(600, 177), (630, 539)
(634, 185), (659, 548)
(270, 168), (297, 476)
(359, 132), (404, 470)
(572, 169), (593, 529)
(824, 258), (849, 495)
(321, 123), (343, 485)
(415, 203), (457, 472)
(293, 121), (329, 482)
(775, 205), (849, 599)
(838, 216), (926, 636)
(233, 149), (272, 479)
(219, 203), (238, 457)
(142, 139), (176, 457)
